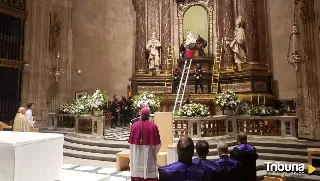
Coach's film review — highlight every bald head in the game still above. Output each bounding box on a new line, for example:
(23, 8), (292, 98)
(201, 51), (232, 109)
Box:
(18, 107), (26, 114)
(177, 136), (194, 162)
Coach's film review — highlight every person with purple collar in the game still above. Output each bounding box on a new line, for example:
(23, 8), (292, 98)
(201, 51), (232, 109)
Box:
(192, 140), (217, 171)
(158, 137), (210, 181)
(213, 141), (240, 181)
(230, 132), (258, 181)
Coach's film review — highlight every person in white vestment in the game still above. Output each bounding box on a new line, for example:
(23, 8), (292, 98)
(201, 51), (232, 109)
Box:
(26, 103), (36, 128)
(128, 107), (161, 181)
(13, 107), (30, 132)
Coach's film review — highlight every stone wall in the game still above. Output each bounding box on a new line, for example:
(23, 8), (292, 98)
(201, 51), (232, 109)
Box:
(22, 0), (74, 127)
(72, 0), (135, 97)
(266, 0), (298, 100)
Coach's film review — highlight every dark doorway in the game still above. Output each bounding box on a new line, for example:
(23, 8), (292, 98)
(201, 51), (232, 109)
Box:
(0, 12), (25, 124)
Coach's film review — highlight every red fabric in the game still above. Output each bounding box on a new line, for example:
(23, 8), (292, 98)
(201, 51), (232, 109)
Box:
(185, 49), (194, 59)
(128, 120), (161, 145)
(131, 177), (158, 181)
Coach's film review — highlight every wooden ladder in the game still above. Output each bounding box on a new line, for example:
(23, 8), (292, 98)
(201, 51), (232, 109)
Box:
(211, 39), (224, 94)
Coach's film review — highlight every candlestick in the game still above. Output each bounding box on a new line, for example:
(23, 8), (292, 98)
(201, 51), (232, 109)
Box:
(263, 94), (266, 105)
(258, 93), (260, 105)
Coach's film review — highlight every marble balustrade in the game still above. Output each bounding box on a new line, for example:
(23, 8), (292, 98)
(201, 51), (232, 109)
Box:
(173, 115), (297, 138)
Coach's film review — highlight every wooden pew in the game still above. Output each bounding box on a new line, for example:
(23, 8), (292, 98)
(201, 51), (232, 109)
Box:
(116, 150), (130, 171)
(0, 121), (12, 131)
(307, 148), (320, 166)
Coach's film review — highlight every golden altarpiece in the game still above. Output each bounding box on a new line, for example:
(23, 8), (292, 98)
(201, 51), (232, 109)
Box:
(130, 0), (273, 112)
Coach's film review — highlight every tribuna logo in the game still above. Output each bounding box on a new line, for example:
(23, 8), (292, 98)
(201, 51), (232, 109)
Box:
(265, 162), (305, 175)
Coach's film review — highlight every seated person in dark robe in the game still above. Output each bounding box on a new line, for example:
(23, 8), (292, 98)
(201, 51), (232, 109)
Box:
(213, 141), (240, 181)
(159, 136), (210, 181)
(230, 132), (258, 181)
(192, 140), (217, 177)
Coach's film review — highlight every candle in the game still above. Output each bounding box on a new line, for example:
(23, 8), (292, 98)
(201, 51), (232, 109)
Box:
(250, 94), (253, 103)
(258, 93), (260, 105)
(263, 94), (266, 105)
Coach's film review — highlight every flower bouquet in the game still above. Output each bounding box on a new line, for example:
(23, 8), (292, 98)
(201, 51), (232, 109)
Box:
(133, 92), (160, 113)
(62, 96), (91, 117)
(248, 104), (279, 116)
(88, 89), (108, 116)
(213, 90), (242, 114)
(176, 103), (210, 117)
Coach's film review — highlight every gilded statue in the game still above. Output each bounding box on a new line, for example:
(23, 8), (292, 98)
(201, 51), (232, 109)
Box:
(230, 16), (247, 64)
(146, 32), (161, 71)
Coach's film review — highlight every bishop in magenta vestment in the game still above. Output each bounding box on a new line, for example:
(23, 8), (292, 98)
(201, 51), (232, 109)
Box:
(128, 107), (161, 181)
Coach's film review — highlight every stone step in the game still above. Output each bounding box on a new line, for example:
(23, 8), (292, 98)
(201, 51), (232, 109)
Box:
(204, 140), (320, 149)
(207, 153), (310, 163)
(257, 170), (320, 181)
(63, 148), (117, 162)
(250, 140), (320, 150)
(64, 141), (128, 155)
(204, 146), (309, 156)
(64, 135), (129, 149)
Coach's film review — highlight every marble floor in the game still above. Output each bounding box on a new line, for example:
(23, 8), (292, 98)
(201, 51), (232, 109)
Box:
(59, 156), (131, 181)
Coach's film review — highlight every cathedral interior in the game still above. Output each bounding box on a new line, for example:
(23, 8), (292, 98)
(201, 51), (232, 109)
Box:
(0, 0), (320, 181)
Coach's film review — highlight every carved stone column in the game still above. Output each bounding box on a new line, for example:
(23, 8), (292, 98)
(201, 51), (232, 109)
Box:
(243, 0), (260, 64)
(222, 0), (235, 68)
(297, 0), (320, 140)
(161, 0), (171, 70)
(135, 0), (147, 71)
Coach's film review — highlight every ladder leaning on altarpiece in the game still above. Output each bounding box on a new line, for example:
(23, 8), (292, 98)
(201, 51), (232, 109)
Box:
(173, 58), (193, 113)
(211, 39), (224, 94)
(164, 45), (176, 93)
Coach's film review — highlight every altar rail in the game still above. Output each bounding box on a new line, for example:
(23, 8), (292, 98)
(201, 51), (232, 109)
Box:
(173, 115), (297, 138)
(48, 113), (105, 138)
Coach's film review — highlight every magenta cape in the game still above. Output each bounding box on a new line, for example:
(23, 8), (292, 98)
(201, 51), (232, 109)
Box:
(128, 120), (161, 145)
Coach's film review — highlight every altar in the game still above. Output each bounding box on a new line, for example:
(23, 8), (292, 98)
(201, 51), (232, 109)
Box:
(130, 0), (274, 111)
(0, 132), (64, 181)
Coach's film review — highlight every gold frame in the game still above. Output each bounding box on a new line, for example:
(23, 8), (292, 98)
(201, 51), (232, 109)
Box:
(177, 0), (216, 56)
(75, 92), (88, 100)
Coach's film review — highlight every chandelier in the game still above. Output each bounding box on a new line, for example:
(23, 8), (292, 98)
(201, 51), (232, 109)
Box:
(50, 51), (64, 82)
(286, 0), (307, 71)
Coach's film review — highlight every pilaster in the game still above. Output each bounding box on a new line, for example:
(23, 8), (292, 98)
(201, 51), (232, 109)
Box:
(222, 0), (235, 68)
(135, 0), (147, 71)
(160, 0), (172, 71)
(243, 0), (260, 64)
(297, 0), (320, 140)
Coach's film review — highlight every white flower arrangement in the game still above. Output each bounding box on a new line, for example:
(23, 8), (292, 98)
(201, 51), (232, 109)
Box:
(88, 89), (108, 111)
(58, 89), (108, 116)
(133, 92), (160, 113)
(176, 103), (210, 117)
(213, 90), (242, 111)
(66, 96), (91, 116)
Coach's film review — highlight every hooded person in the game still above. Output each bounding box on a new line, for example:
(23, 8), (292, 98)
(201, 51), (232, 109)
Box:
(128, 107), (162, 181)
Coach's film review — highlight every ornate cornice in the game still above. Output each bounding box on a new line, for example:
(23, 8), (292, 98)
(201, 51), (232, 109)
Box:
(0, 2), (27, 19)
(49, 12), (61, 51)
(298, 0), (315, 21)
(177, 0), (213, 17)
(0, 58), (27, 69)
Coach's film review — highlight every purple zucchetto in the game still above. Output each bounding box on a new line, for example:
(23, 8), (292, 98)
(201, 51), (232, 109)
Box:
(140, 107), (150, 120)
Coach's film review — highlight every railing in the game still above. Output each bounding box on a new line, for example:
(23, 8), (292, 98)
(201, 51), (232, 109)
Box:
(173, 115), (297, 138)
(48, 113), (105, 138)
(48, 113), (75, 131)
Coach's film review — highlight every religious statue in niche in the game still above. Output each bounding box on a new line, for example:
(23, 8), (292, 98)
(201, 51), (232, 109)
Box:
(183, 30), (207, 59)
(146, 32), (161, 71)
(230, 16), (247, 65)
